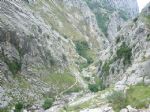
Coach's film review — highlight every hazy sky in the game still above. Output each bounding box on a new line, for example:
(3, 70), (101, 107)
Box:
(137, 0), (150, 12)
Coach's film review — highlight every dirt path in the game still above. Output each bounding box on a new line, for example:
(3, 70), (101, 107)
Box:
(71, 68), (88, 89)
(68, 93), (96, 107)
(46, 68), (88, 112)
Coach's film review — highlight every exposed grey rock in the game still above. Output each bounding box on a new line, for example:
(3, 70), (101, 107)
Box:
(120, 108), (128, 112)
(98, 5), (150, 88)
(107, 12), (125, 41)
(104, 0), (139, 18)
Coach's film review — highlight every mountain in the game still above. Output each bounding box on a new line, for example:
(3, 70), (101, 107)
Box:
(98, 2), (150, 89)
(0, 0), (149, 112)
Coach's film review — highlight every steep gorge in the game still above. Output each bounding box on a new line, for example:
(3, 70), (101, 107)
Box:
(0, 0), (149, 112)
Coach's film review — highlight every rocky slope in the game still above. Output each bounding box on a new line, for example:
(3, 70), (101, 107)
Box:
(1, 0), (149, 112)
(97, 3), (150, 90)
(85, 0), (139, 40)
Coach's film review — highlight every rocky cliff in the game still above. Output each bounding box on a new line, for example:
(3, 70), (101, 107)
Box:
(1, 0), (149, 112)
(98, 3), (150, 90)
(84, 0), (139, 40)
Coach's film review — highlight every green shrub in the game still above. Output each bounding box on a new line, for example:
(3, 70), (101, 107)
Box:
(88, 77), (105, 92)
(84, 77), (91, 81)
(0, 52), (21, 75)
(75, 41), (94, 69)
(86, 57), (94, 64)
(64, 35), (68, 39)
(15, 102), (23, 112)
(101, 58), (115, 77)
(107, 91), (127, 111)
(146, 34), (150, 41)
(7, 60), (21, 75)
(116, 37), (121, 43)
(42, 98), (54, 110)
(116, 42), (132, 65)
(88, 84), (99, 92)
(102, 62), (110, 77)
(75, 41), (89, 57)
(133, 17), (138, 22)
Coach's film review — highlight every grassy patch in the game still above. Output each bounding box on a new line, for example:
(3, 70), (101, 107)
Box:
(126, 85), (150, 108)
(15, 76), (31, 89)
(30, 0), (85, 41)
(63, 88), (113, 112)
(79, 63), (90, 70)
(64, 85), (81, 94)
(0, 108), (9, 112)
(64, 101), (91, 112)
(107, 85), (150, 111)
(143, 15), (150, 26)
(41, 71), (77, 93)
(107, 91), (126, 112)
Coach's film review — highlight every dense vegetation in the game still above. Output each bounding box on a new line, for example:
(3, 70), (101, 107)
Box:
(75, 41), (94, 69)
(88, 77), (105, 92)
(42, 98), (54, 110)
(116, 42), (132, 65)
(15, 102), (24, 112)
(101, 57), (117, 80)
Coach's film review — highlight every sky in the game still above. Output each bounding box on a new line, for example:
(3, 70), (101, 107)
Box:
(137, 0), (150, 12)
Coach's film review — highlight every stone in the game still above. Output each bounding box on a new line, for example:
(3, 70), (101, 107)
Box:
(120, 108), (128, 112)
(127, 105), (137, 112)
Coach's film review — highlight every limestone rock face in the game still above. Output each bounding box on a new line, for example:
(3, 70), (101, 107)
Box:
(105, 0), (139, 18)
(0, 0), (81, 107)
(62, 0), (108, 49)
(98, 3), (150, 89)
(107, 12), (125, 41)
(83, 0), (139, 41)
